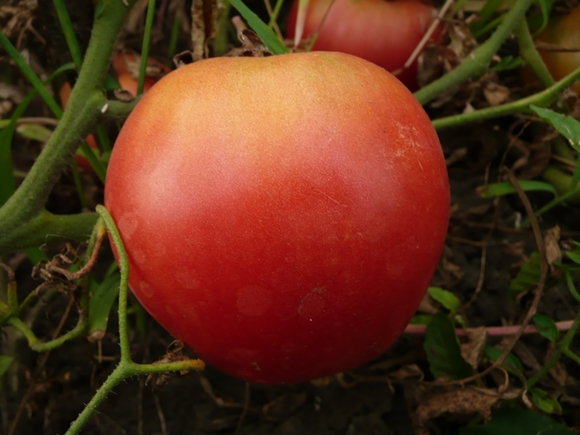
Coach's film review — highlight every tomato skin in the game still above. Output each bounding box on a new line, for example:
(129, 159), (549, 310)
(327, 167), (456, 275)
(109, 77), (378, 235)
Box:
(286, 0), (440, 90)
(535, 7), (580, 93)
(105, 52), (449, 384)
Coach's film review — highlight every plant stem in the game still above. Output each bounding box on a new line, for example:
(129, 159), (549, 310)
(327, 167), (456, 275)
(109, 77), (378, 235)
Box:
(63, 206), (205, 435)
(414, 0), (535, 105)
(432, 66), (580, 130)
(513, 18), (554, 88)
(65, 358), (204, 435)
(0, 0), (136, 254)
(138, 0), (157, 95)
(527, 310), (580, 388)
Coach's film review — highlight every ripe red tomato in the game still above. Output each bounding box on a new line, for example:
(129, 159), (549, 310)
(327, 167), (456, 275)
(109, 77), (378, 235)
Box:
(286, 0), (441, 90)
(105, 52), (449, 384)
(534, 6), (580, 93)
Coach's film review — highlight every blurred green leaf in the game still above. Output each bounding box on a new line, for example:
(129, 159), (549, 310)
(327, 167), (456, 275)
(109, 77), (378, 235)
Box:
(566, 242), (580, 264)
(483, 345), (523, 375)
(477, 180), (557, 198)
(88, 272), (120, 339)
(530, 105), (580, 149)
(424, 313), (472, 380)
(229, 0), (289, 55)
(533, 314), (560, 342)
(509, 251), (541, 298)
(490, 55), (522, 72)
(0, 355), (14, 377)
(428, 287), (460, 314)
(530, 387), (563, 414)
(16, 123), (53, 143)
(470, 0), (504, 35)
(410, 314), (433, 325)
(461, 409), (574, 435)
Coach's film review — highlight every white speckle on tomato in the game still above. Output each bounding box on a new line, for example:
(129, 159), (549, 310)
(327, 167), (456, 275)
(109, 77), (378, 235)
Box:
(139, 281), (154, 298)
(118, 213), (139, 240)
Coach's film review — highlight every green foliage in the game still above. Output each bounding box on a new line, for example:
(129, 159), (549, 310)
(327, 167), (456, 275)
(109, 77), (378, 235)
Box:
(483, 345), (524, 376)
(229, 0), (289, 54)
(566, 242), (580, 265)
(477, 180), (557, 198)
(461, 409), (575, 435)
(533, 314), (560, 342)
(490, 55), (523, 72)
(0, 355), (14, 378)
(531, 105), (580, 150)
(424, 313), (473, 380)
(509, 251), (541, 298)
(530, 387), (563, 414)
(88, 270), (121, 339)
(428, 287), (461, 314)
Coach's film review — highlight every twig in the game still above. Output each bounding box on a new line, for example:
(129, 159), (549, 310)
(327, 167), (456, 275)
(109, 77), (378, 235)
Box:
(404, 320), (574, 336)
(399, 0), (454, 71)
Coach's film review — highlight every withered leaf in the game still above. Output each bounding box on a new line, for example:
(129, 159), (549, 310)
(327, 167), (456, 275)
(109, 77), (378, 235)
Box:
(460, 326), (487, 370)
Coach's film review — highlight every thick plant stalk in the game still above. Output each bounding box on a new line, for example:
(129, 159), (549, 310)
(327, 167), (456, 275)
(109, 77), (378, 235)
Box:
(0, 0), (137, 254)
(414, 0), (535, 105)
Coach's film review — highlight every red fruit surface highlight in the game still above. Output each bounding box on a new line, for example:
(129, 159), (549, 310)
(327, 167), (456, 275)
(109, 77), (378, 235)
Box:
(104, 52), (449, 384)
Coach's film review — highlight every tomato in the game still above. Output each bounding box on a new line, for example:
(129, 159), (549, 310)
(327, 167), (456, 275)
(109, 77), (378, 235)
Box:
(104, 52), (449, 384)
(534, 6), (580, 93)
(286, 0), (441, 90)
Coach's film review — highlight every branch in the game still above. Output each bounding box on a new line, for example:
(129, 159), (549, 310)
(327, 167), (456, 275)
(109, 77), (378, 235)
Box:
(0, 0), (137, 254)
(414, 0), (535, 105)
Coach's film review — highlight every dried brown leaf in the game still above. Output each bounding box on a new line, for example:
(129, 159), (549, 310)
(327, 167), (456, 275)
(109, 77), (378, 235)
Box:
(544, 226), (562, 275)
(413, 388), (500, 434)
(389, 364), (425, 383)
(418, 293), (439, 314)
(483, 82), (510, 106)
(460, 326), (487, 370)
(191, 0), (218, 59)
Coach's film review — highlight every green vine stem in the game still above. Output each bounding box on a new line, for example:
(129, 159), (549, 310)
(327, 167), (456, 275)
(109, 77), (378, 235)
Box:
(527, 306), (580, 388)
(64, 206), (205, 435)
(414, 0), (535, 105)
(52, 0), (84, 68)
(138, 0), (157, 95)
(0, 0), (137, 254)
(513, 18), (554, 89)
(432, 66), (580, 130)
(0, 217), (106, 349)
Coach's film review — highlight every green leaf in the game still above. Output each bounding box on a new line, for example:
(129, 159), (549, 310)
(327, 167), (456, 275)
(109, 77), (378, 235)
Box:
(565, 242), (580, 264)
(88, 272), (120, 340)
(424, 313), (473, 380)
(490, 55), (522, 72)
(530, 105), (580, 149)
(229, 0), (289, 55)
(470, 0), (504, 34)
(410, 314), (433, 325)
(533, 314), (560, 342)
(0, 355), (14, 377)
(16, 123), (53, 143)
(428, 287), (460, 314)
(477, 180), (558, 198)
(483, 345), (524, 375)
(461, 409), (574, 435)
(530, 387), (563, 414)
(509, 251), (541, 298)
